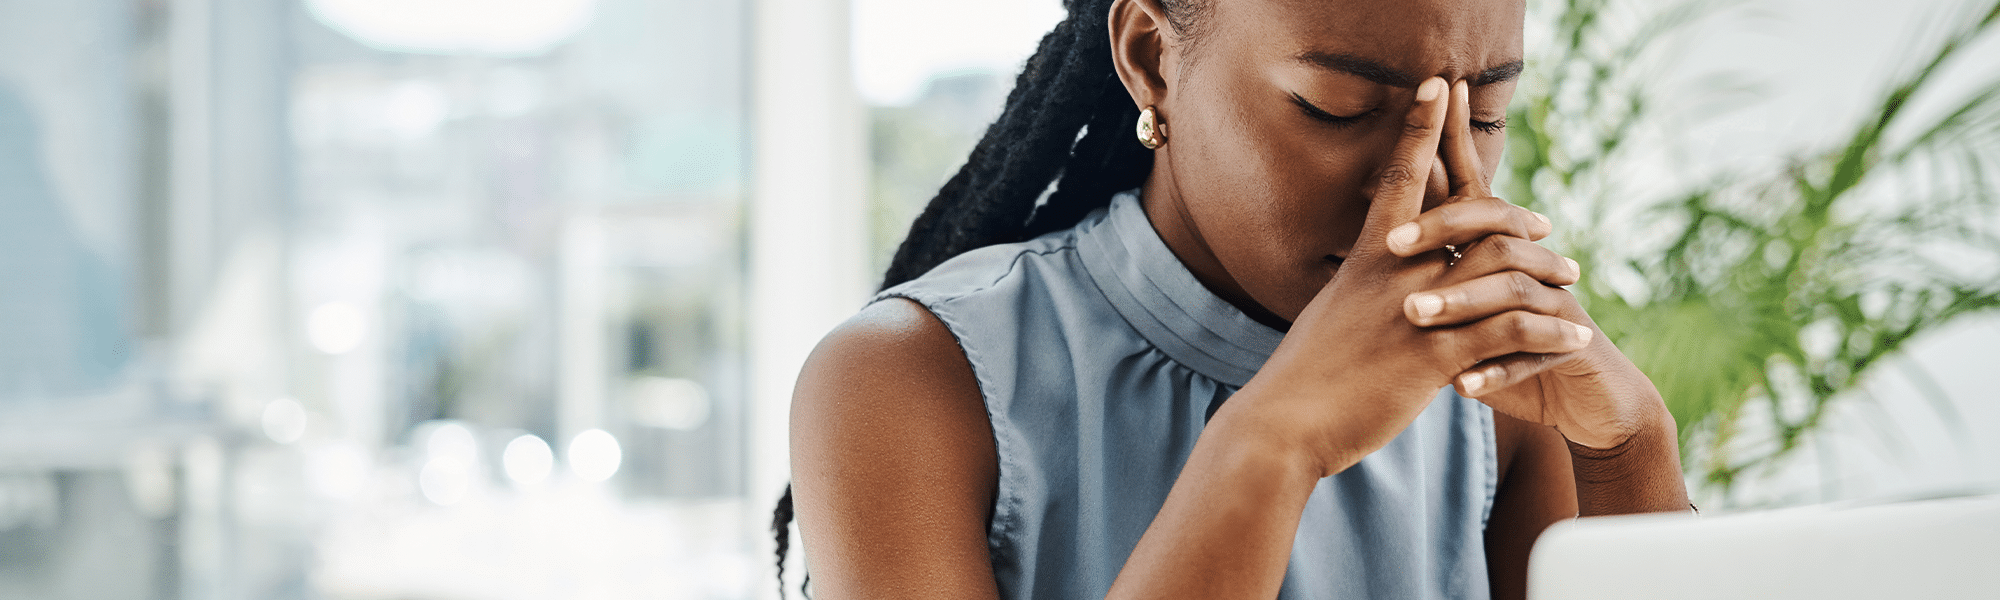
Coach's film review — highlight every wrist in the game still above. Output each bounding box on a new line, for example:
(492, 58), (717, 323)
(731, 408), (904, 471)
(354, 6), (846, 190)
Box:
(1204, 395), (1346, 480)
(1567, 406), (1674, 472)
(1555, 377), (1670, 450)
(1568, 408), (1689, 515)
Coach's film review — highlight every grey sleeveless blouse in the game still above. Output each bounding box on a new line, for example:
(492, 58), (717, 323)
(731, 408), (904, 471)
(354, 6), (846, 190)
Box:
(876, 191), (1497, 599)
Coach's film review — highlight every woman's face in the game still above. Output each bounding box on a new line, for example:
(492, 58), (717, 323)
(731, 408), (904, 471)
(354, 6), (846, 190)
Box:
(1139, 0), (1524, 326)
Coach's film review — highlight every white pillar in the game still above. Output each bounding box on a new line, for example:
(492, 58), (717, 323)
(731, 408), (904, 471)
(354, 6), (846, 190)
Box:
(749, 0), (870, 594)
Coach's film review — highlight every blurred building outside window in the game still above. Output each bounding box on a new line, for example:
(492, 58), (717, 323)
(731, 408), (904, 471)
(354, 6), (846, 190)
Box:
(3, 0), (777, 598)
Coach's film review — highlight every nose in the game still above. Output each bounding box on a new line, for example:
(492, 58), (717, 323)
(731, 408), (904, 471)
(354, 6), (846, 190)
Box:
(1422, 148), (1452, 211)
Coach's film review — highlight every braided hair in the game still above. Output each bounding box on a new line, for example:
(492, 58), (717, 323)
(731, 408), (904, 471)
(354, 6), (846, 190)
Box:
(773, 0), (1208, 596)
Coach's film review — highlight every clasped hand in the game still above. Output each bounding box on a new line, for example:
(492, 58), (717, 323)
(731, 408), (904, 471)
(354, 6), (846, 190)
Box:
(1230, 78), (1661, 478)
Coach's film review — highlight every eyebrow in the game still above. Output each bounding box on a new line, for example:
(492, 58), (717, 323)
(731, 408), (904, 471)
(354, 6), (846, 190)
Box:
(1294, 51), (1525, 88)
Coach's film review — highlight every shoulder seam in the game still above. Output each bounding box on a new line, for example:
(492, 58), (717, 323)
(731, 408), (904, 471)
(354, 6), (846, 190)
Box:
(884, 239), (1080, 307)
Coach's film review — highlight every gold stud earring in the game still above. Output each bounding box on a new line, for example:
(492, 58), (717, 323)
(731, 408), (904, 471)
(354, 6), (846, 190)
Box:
(1136, 106), (1167, 149)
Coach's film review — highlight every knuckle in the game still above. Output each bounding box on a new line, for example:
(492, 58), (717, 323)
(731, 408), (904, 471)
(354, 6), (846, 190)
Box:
(1503, 271), (1540, 305)
(1378, 161), (1420, 189)
(1403, 118), (1435, 138)
(1481, 235), (1517, 264)
(1502, 311), (1534, 340)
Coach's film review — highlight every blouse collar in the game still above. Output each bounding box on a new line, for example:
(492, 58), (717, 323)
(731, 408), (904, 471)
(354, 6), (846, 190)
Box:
(1077, 190), (1285, 388)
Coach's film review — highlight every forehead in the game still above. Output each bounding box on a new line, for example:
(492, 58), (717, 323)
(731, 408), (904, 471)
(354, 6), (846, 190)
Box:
(1207, 0), (1526, 82)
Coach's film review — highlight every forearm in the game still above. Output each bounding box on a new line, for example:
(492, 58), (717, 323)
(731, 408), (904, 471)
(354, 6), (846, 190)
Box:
(1567, 406), (1690, 516)
(1107, 407), (1324, 599)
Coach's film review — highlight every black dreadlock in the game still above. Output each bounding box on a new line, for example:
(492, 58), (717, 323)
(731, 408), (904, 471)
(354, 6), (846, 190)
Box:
(773, 0), (1207, 596)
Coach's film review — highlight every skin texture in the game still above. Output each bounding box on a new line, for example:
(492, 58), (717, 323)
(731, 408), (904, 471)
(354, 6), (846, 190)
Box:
(1135, 0), (1523, 329)
(790, 0), (1691, 598)
(790, 302), (1002, 599)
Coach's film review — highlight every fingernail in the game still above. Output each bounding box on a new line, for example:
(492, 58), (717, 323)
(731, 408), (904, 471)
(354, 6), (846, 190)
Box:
(1417, 78), (1445, 102)
(1411, 294), (1444, 320)
(1533, 212), (1551, 227)
(1573, 324), (1594, 345)
(1387, 223), (1420, 253)
(1564, 257), (1581, 279)
(1460, 371), (1486, 395)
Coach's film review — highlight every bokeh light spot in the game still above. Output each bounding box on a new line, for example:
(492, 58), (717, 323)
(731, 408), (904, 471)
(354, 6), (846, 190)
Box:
(567, 429), (620, 483)
(502, 434), (553, 486)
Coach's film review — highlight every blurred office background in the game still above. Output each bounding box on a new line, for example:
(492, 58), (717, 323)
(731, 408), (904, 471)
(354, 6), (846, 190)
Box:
(0, 0), (1994, 598)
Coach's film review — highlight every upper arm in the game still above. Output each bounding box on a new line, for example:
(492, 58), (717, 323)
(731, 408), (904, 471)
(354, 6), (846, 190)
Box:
(789, 298), (1002, 600)
(1483, 411), (1578, 600)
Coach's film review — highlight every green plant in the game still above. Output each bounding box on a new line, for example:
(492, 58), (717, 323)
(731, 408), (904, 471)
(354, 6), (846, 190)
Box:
(1507, 0), (2000, 501)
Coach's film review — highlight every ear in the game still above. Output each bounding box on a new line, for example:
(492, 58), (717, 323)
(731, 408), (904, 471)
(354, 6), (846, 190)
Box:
(1107, 0), (1172, 110)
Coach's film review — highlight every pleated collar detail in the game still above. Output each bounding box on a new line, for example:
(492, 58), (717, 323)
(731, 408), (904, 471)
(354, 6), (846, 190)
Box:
(1076, 191), (1285, 388)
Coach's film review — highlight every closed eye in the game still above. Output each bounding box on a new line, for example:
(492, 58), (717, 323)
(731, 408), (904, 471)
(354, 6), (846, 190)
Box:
(1290, 92), (1372, 128)
(1471, 117), (1507, 134)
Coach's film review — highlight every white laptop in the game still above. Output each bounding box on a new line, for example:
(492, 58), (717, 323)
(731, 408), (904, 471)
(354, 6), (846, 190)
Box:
(1529, 493), (2000, 600)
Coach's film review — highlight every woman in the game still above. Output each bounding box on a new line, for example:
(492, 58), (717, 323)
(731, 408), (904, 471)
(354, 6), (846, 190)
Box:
(780, 0), (1691, 597)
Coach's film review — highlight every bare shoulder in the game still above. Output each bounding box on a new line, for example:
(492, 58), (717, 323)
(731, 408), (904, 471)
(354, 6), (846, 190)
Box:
(789, 298), (1001, 599)
(791, 298), (988, 452)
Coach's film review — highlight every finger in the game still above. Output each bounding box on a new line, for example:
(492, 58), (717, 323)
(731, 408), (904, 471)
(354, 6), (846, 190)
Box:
(1454, 352), (1579, 398)
(1445, 235), (1580, 287)
(1403, 270), (1580, 327)
(1438, 310), (1594, 371)
(1362, 77), (1449, 253)
(1441, 79), (1490, 198)
(1385, 197), (1554, 256)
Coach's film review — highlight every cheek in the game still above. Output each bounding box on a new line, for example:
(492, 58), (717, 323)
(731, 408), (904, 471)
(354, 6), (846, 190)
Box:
(1159, 88), (1399, 318)
(1175, 101), (1378, 252)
